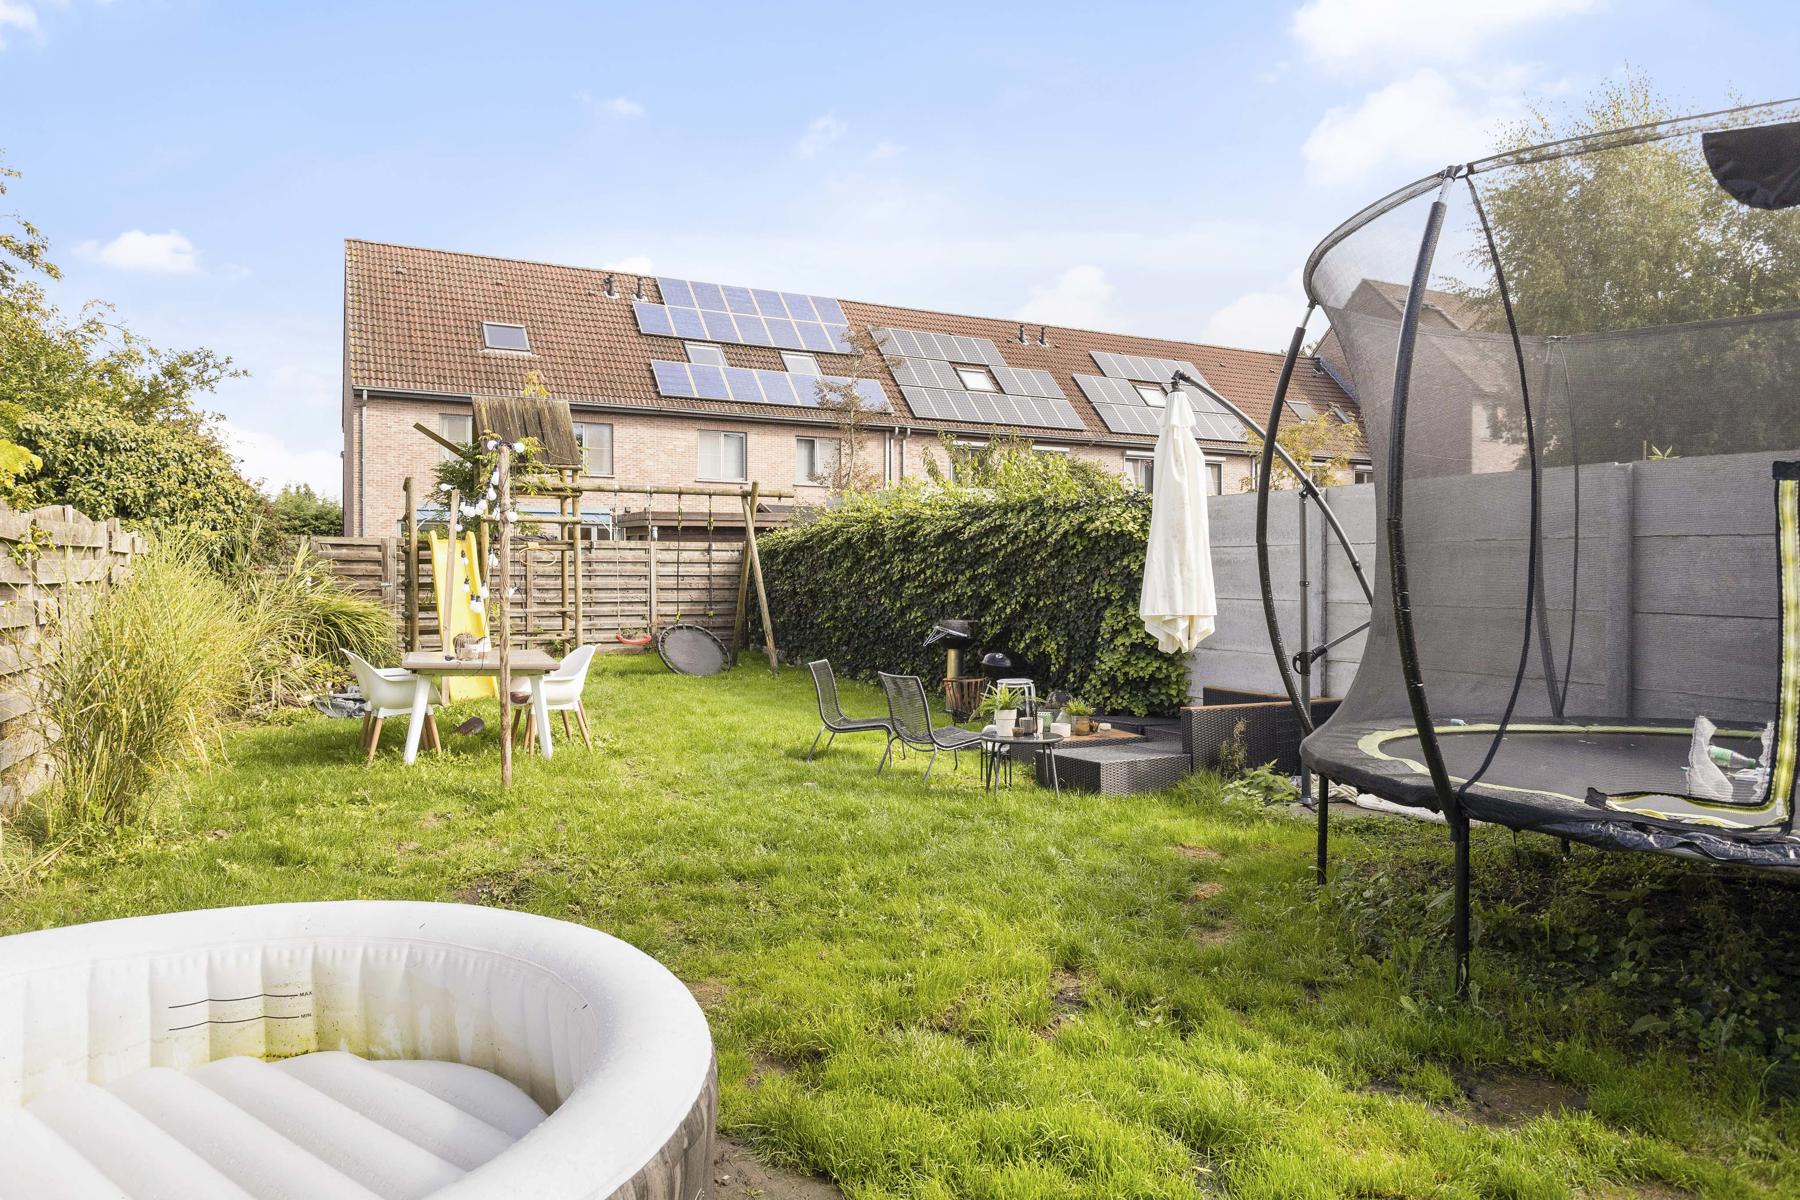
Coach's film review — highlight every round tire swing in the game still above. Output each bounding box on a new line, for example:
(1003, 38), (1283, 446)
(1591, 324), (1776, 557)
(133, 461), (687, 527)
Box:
(656, 490), (729, 677)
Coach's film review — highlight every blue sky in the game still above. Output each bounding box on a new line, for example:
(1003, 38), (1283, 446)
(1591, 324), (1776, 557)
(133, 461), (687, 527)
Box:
(3, 0), (1794, 496)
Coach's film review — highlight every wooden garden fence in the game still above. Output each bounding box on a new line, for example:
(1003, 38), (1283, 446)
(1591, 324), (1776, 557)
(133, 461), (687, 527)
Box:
(0, 505), (145, 814)
(310, 536), (744, 650)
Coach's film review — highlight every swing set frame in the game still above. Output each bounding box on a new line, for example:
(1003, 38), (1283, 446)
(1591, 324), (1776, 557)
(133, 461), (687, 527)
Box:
(400, 419), (790, 671)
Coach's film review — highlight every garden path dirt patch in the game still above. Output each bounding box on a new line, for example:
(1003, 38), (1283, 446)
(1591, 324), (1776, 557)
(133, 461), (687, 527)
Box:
(1175, 844), (1222, 861)
(714, 1139), (843, 1199)
(1187, 881), (1225, 903)
(1457, 1068), (1586, 1126)
(1038, 968), (1089, 1038)
(687, 978), (728, 1010)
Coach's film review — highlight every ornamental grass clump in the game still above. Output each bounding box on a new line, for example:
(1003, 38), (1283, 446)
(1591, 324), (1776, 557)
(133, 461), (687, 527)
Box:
(35, 540), (254, 833)
(236, 543), (395, 711)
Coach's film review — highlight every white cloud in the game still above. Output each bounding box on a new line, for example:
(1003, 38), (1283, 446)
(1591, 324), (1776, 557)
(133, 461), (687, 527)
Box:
(1291, 0), (1603, 70)
(223, 422), (341, 497)
(866, 140), (904, 163)
(74, 229), (201, 274)
(1016, 265), (1114, 330)
(578, 92), (645, 118)
(0, 2), (38, 48)
(1301, 69), (1518, 186)
(1201, 272), (1310, 351)
(796, 113), (848, 158)
(606, 254), (654, 275)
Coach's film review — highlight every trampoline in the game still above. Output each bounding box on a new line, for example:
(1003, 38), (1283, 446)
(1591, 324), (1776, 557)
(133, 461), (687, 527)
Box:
(1243, 101), (1800, 990)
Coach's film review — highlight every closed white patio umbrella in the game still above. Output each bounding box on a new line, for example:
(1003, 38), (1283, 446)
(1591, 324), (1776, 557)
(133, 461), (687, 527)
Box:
(1138, 387), (1217, 653)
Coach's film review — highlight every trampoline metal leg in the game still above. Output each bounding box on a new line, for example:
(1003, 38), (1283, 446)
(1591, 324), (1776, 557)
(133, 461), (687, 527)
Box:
(1315, 773), (1330, 886)
(1451, 810), (1471, 1000)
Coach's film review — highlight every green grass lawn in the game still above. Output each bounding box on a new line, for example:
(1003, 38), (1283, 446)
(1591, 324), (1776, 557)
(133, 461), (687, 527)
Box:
(2, 655), (1795, 1199)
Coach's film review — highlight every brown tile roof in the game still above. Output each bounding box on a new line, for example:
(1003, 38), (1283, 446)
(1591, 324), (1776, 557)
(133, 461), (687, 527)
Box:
(345, 239), (1360, 451)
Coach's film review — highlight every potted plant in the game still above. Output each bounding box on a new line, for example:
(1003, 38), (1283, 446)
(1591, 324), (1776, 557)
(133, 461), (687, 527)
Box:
(1065, 699), (1096, 736)
(977, 685), (1023, 736)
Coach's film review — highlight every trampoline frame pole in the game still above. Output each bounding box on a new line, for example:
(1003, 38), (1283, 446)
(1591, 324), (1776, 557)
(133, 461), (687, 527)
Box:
(1316, 771), (1330, 885)
(1387, 172), (1474, 997)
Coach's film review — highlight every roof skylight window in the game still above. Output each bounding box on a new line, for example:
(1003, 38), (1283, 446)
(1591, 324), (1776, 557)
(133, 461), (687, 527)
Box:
(481, 322), (531, 352)
(954, 364), (999, 393)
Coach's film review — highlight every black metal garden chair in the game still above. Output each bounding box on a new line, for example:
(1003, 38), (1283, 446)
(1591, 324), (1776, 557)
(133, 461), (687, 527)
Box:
(877, 671), (983, 780)
(806, 660), (892, 761)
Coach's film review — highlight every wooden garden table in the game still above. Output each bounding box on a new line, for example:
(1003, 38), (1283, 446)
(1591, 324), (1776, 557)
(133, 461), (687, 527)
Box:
(399, 649), (559, 764)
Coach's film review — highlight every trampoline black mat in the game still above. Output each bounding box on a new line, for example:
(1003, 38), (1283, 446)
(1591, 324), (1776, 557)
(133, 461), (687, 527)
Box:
(1304, 719), (1800, 869)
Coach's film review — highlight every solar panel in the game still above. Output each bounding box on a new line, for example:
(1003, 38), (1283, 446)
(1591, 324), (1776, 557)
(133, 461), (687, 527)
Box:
(870, 326), (1075, 430)
(635, 277), (854, 352)
(649, 361), (891, 413)
(1090, 350), (1200, 387)
(1075, 374), (1246, 442)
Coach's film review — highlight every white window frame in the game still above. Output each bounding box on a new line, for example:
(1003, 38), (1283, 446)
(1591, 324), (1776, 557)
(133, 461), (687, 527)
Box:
(953, 364), (999, 393)
(1133, 382), (1167, 407)
(1125, 451), (1154, 494)
(437, 412), (472, 461)
(686, 342), (726, 366)
(480, 321), (530, 352)
(697, 430), (748, 482)
(781, 351), (821, 375)
(1032, 444), (1069, 455)
(1207, 461), (1223, 496)
(1353, 463), (1375, 485)
(574, 421), (614, 478)
(795, 436), (839, 486)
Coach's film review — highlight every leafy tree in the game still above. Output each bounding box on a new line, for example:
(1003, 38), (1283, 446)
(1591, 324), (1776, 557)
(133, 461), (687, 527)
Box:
(1452, 74), (1800, 463)
(1242, 413), (1353, 491)
(811, 326), (892, 493)
(923, 434), (1132, 498)
(0, 152), (253, 531)
(270, 484), (344, 537)
(13, 406), (265, 556)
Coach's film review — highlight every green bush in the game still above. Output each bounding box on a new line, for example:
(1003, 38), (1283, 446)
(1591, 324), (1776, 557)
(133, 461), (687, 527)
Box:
(29, 540), (394, 833)
(236, 543), (396, 711)
(13, 406), (267, 559)
(757, 445), (1187, 714)
(34, 541), (254, 833)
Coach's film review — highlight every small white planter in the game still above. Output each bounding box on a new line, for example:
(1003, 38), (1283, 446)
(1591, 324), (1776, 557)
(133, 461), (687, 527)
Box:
(995, 709), (1017, 737)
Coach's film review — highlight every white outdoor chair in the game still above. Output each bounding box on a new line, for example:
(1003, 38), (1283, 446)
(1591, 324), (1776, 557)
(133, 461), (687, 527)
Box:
(512, 643), (598, 752)
(343, 651), (442, 766)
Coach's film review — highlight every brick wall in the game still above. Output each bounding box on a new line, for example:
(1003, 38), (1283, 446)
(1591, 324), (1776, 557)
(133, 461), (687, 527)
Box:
(348, 393), (1251, 535)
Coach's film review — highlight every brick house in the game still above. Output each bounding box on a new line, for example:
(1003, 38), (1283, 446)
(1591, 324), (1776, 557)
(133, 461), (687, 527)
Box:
(341, 240), (1364, 536)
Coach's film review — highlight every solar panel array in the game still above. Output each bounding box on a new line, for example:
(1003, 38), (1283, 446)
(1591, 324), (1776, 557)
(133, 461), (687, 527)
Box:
(1090, 350), (1198, 386)
(650, 360), (890, 412)
(1074, 374), (1247, 442)
(635, 278), (854, 353)
(873, 327), (1085, 431)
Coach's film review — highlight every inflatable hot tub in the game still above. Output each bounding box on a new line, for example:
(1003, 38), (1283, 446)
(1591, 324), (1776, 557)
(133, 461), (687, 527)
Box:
(0, 901), (717, 1199)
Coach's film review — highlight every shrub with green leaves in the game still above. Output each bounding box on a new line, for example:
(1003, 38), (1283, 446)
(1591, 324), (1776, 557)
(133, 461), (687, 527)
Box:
(14, 406), (266, 560)
(757, 441), (1187, 714)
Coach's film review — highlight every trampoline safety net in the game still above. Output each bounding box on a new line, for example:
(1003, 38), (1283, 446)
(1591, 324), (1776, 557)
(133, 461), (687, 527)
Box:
(1295, 107), (1800, 868)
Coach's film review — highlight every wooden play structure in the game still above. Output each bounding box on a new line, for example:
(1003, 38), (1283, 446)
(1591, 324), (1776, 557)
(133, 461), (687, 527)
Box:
(350, 395), (788, 671)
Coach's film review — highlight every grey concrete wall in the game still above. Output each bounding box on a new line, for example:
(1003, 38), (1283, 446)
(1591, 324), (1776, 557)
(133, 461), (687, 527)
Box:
(1189, 451), (1784, 723)
(1190, 482), (1374, 702)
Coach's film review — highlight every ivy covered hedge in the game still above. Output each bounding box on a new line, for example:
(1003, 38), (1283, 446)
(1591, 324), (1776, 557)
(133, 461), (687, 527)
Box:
(757, 449), (1188, 715)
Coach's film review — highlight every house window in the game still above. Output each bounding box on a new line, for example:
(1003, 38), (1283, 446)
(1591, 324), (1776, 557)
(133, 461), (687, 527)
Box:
(686, 342), (726, 366)
(1207, 461), (1223, 496)
(796, 436), (839, 486)
(1032, 444), (1069, 455)
(954, 364), (999, 393)
(575, 421), (614, 477)
(1126, 454), (1154, 493)
(1353, 463), (1375, 485)
(1133, 382), (1168, 407)
(437, 412), (472, 461)
(480, 322), (530, 352)
(781, 352), (821, 375)
(698, 430), (747, 481)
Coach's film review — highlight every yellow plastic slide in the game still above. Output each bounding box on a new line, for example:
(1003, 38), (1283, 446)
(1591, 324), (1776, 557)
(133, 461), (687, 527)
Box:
(427, 530), (497, 702)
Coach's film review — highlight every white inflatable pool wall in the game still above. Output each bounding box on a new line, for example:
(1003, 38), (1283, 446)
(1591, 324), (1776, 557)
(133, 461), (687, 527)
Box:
(0, 901), (717, 1199)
